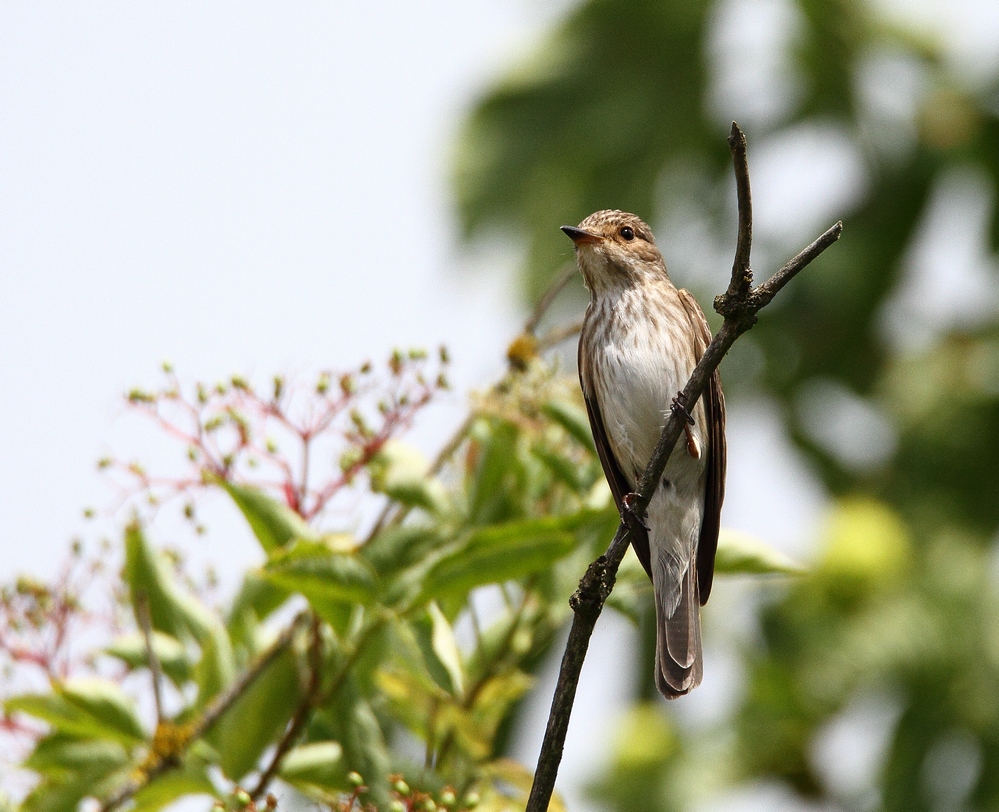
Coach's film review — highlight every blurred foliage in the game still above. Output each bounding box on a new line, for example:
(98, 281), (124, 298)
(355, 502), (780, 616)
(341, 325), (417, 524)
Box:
(0, 356), (793, 812)
(456, 0), (999, 809)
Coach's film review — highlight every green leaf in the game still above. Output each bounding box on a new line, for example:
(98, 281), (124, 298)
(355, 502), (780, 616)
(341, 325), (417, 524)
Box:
(428, 602), (465, 696)
(22, 764), (130, 812)
(279, 741), (348, 797)
(206, 644), (302, 781)
(193, 624), (237, 710)
(221, 480), (316, 553)
(124, 520), (191, 640)
(368, 439), (448, 514)
(360, 524), (445, 577)
(24, 733), (129, 776)
(8, 680), (145, 746)
(130, 752), (214, 812)
(531, 444), (588, 493)
(466, 417), (523, 525)
(603, 558), (652, 623)
(421, 516), (576, 599)
(226, 571), (292, 647)
(542, 400), (596, 454)
(714, 529), (808, 576)
(317, 690), (390, 801)
(404, 605), (467, 696)
(264, 540), (379, 610)
(105, 631), (192, 686)
(124, 521), (231, 650)
(58, 680), (147, 744)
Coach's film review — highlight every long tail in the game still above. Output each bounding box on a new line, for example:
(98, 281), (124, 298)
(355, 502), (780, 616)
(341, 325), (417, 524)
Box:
(654, 558), (703, 698)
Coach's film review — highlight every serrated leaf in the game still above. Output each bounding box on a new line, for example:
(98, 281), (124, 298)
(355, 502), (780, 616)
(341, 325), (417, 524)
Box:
(438, 671), (535, 761)
(466, 417), (522, 525)
(714, 529), (808, 576)
(604, 559), (653, 623)
(221, 480), (316, 553)
(23, 764), (130, 812)
(317, 688), (390, 801)
(360, 524), (445, 577)
(404, 607), (465, 697)
(531, 444), (588, 492)
(193, 624), (237, 710)
(422, 516), (576, 599)
(124, 520), (191, 640)
(482, 758), (568, 812)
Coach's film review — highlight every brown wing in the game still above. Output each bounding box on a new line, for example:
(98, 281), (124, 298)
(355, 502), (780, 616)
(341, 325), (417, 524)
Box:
(578, 330), (653, 579)
(678, 289), (727, 605)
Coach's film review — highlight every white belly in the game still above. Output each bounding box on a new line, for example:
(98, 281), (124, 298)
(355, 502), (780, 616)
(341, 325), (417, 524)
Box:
(594, 323), (707, 498)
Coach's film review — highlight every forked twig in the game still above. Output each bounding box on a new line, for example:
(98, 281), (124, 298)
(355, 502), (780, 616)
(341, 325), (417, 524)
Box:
(525, 122), (843, 812)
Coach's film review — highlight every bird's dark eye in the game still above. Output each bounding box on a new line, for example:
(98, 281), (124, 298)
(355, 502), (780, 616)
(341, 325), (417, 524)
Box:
(619, 226), (635, 241)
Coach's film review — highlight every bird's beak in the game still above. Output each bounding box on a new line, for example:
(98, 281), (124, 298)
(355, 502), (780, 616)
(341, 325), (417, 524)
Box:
(561, 225), (601, 245)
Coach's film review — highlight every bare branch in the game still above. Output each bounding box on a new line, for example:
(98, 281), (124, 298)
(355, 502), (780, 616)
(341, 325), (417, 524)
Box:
(536, 318), (583, 353)
(752, 220), (843, 306)
(726, 121), (753, 299)
(249, 612), (324, 799)
(135, 592), (164, 726)
(525, 263), (577, 336)
(525, 122), (842, 812)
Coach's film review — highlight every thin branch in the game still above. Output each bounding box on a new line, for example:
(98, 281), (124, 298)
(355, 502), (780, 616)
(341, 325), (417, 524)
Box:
(249, 612), (323, 799)
(750, 222), (843, 306)
(535, 318), (583, 353)
(524, 122), (843, 812)
(135, 592), (165, 725)
(524, 263), (577, 336)
(726, 121), (753, 300)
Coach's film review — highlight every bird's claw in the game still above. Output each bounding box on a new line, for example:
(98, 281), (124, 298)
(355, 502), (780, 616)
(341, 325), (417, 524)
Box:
(621, 492), (651, 532)
(670, 393), (695, 425)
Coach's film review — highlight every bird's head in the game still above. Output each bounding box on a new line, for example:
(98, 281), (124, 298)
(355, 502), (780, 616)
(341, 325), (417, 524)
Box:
(561, 210), (668, 293)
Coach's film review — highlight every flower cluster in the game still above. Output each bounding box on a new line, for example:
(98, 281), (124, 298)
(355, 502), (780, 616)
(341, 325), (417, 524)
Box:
(103, 348), (450, 524)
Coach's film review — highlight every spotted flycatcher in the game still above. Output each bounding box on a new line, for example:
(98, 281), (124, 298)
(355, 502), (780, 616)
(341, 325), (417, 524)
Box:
(563, 210), (726, 698)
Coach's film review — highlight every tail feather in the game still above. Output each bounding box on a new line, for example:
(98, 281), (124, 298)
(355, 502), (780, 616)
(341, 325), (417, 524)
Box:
(655, 560), (703, 698)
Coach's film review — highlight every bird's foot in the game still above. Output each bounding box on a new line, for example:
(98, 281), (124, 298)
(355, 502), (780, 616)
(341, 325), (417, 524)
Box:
(621, 492), (650, 532)
(670, 392), (695, 425)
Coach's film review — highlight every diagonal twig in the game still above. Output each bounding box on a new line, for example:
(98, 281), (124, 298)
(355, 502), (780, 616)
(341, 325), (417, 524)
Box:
(135, 592), (165, 726)
(248, 612), (324, 799)
(525, 122), (843, 812)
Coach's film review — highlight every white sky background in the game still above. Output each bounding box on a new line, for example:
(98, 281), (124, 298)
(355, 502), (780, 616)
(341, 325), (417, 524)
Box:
(0, 2), (548, 579)
(2, 2), (998, 811)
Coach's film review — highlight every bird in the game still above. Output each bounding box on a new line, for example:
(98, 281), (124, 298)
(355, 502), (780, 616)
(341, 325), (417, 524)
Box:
(562, 209), (726, 698)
